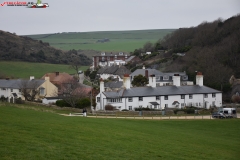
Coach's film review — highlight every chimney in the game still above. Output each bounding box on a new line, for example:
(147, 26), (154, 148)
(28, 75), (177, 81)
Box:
(196, 72), (203, 86)
(149, 75), (156, 88)
(123, 74), (131, 89)
(173, 74), (180, 86)
(45, 76), (50, 81)
(56, 72), (59, 76)
(100, 78), (105, 93)
(145, 70), (148, 78)
(30, 76), (34, 80)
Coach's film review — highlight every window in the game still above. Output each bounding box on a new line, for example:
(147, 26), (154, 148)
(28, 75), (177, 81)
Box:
(39, 88), (45, 96)
(139, 105), (142, 108)
(97, 97), (100, 102)
(128, 97), (132, 102)
(19, 89), (21, 92)
(164, 96), (168, 100)
(139, 97), (143, 101)
(189, 94), (193, 99)
(107, 98), (122, 103)
(181, 103), (184, 107)
(212, 101), (215, 106)
(212, 93), (216, 98)
(181, 95), (185, 99)
(129, 106), (132, 110)
(102, 57), (105, 61)
(204, 94), (208, 98)
(196, 103), (198, 107)
(163, 75), (169, 80)
(165, 104), (168, 108)
(107, 56), (110, 60)
(11, 89), (13, 92)
(156, 96), (160, 100)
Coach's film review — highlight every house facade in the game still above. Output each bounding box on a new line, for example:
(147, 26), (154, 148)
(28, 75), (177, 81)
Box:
(95, 73), (222, 111)
(92, 52), (142, 71)
(0, 76), (58, 102)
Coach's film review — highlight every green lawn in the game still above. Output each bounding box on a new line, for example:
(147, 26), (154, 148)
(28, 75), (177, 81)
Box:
(0, 61), (88, 79)
(0, 103), (239, 160)
(26, 29), (175, 52)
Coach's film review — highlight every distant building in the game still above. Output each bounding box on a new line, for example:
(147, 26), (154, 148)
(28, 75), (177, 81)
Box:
(97, 65), (131, 81)
(92, 52), (141, 70)
(130, 67), (193, 86)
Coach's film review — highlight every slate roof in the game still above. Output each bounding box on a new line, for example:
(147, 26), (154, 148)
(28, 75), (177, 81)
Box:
(97, 66), (131, 78)
(125, 56), (135, 63)
(105, 81), (123, 88)
(0, 79), (45, 89)
(149, 102), (159, 105)
(41, 72), (73, 84)
(102, 85), (221, 98)
(130, 69), (163, 77)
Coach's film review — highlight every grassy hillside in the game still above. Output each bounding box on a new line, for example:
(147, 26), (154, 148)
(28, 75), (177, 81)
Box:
(26, 29), (175, 52)
(0, 103), (239, 160)
(0, 61), (88, 79)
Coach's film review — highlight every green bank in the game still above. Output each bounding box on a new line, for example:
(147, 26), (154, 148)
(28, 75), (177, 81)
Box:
(0, 103), (239, 160)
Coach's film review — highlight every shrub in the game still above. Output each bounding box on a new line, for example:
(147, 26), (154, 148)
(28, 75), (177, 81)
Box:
(15, 98), (24, 104)
(76, 98), (91, 109)
(56, 100), (71, 107)
(122, 109), (129, 111)
(105, 104), (114, 110)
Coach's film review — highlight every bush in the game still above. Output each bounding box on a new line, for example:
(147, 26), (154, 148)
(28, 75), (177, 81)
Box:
(76, 98), (91, 109)
(56, 100), (71, 107)
(15, 98), (24, 104)
(105, 104), (114, 110)
(122, 109), (129, 111)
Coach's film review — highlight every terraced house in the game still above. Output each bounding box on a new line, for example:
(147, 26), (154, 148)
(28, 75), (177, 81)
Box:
(95, 72), (222, 111)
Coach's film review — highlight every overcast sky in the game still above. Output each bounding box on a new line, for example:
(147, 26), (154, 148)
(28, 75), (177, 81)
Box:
(1, 0), (239, 35)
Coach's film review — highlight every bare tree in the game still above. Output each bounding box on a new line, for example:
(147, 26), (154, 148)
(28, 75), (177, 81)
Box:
(60, 78), (88, 107)
(18, 80), (40, 101)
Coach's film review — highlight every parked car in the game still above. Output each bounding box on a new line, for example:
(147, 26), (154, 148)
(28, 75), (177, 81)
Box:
(212, 112), (226, 119)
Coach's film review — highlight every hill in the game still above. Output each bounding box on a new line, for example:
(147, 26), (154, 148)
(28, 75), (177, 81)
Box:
(132, 14), (240, 96)
(0, 61), (88, 79)
(25, 29), (175, 53)
(0, 30), (91, 65)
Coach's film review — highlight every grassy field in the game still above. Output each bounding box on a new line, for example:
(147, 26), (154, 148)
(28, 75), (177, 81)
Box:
(0, 61), (88, 79)
(26, 29), (175, 52)
(0, 103), (239, 160)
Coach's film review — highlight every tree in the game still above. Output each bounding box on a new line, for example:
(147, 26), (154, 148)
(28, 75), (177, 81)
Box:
(60, 78), (87, 107)
(19, 80), (40, 101)
(131, 74), (148, 87)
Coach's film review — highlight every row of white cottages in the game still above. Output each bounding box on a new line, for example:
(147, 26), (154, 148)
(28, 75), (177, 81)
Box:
(95, 73), (222, 110)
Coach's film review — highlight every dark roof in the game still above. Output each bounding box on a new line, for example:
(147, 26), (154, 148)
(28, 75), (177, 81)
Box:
(97, 66), (131, 78)
(149, 102), (159, 105)
(172, 101), (180, 105)
(0, 79), (45, 89)
(105, 81), (123, 88)
(103, 85), (221, 98)
(130, 69), (163, 77)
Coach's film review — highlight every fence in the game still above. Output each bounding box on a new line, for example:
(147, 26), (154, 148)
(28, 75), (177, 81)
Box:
(89, 111), (216, 120)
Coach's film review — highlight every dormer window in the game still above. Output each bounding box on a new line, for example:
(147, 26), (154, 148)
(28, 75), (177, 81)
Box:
(182, 75), (188, 80)
(156, 76), (160, 80)
(119, 52), (123, 55)
(163, 75), (169, 80)
(101, 52), (105, 56)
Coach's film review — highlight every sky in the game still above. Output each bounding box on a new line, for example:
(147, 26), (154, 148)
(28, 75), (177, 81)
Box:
(0, 0), (240, 35)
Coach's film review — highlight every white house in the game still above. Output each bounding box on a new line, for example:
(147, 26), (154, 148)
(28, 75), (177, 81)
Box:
(95, 72), (222, 111)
